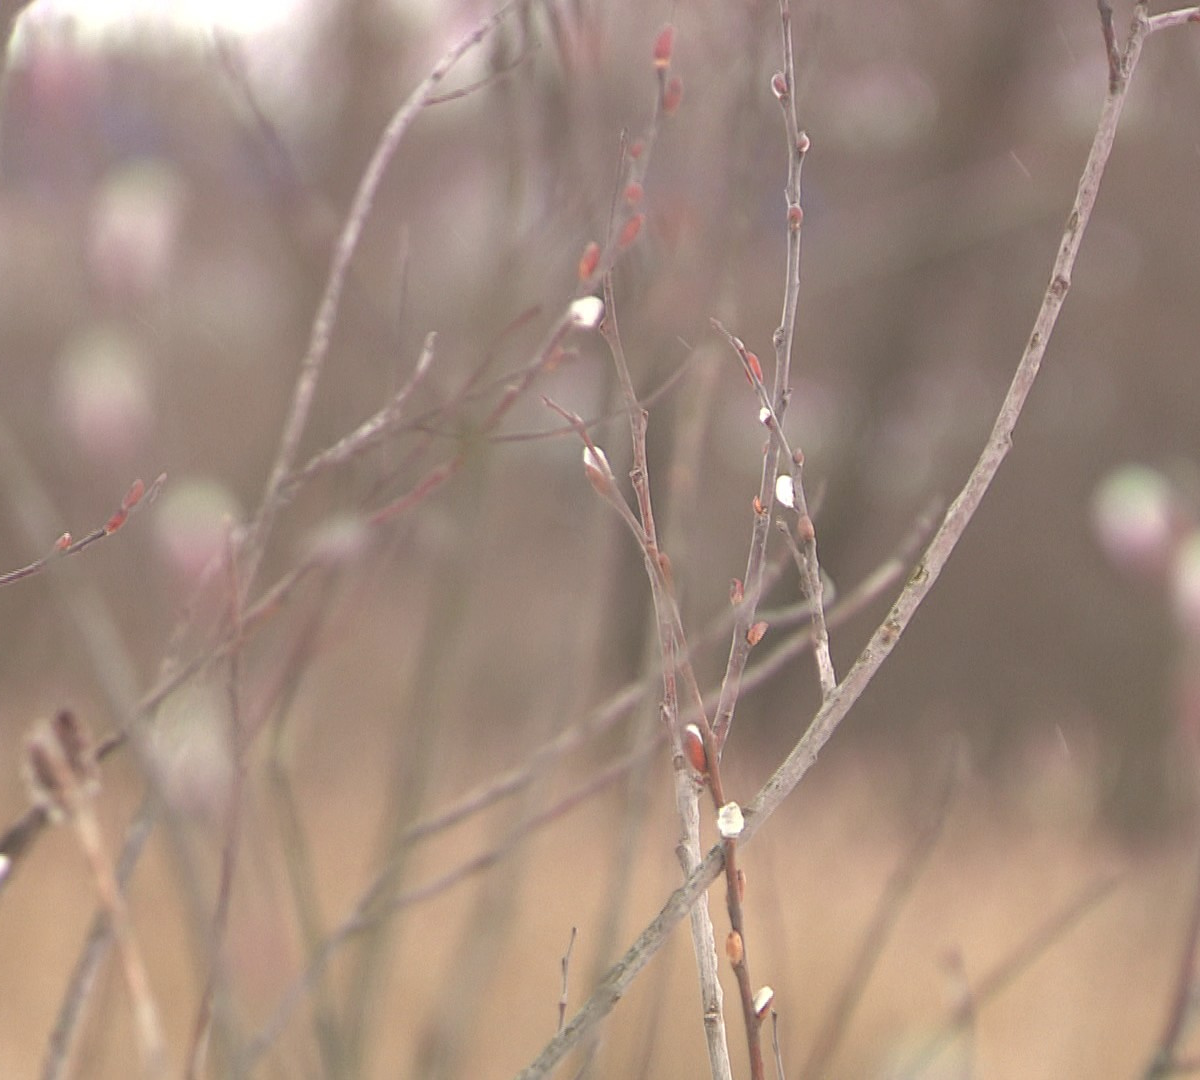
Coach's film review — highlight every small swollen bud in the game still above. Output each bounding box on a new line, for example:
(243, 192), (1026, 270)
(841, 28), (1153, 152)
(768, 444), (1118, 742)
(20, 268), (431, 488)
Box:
(657, 549), (674, 590)
(122, 477), (146, 511)
(682, 723), (708, 774)
(775, 474), (795, 509)
(753, 986), (775, 1020)
(23, 713), (99, 821)
(730, 578), (744, 605)
(747, 621), (768, 647)
(796, 130), (811, 154)
(662, 75), (684, 116)
(578, 240), (601, 282)
(617, 213), (644, 250)
(743, 351), (763, 385)
(103, 477), (147, 534)
(583, 444), (613, 479)
(652, 23), (674, 70)
(583, 445), (616, 499)
(624, 181), (644, 206)
(25, 735), (68, 820)
(52, 710), (96, 793)
(787, 204), (804, 231)
(726, 930), (744, 966)
(770, 72), (788, 100)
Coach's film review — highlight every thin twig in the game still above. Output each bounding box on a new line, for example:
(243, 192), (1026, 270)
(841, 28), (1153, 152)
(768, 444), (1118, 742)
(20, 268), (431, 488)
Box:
(1098, 0), (1120, 91)
(0, 474), (164, 587)
(279, 332), (437, 498)
(558, 927), (577, 1033)
(1146, 7), (1200, 32)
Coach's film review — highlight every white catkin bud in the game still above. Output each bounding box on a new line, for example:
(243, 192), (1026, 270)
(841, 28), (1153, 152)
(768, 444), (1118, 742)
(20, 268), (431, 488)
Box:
(717, 801), (744, 839)
(758, 406), (772, 426)
(774, 474), (795, 509)
(583, 445), (616, 497)
(568, 296), (604, 329)
(753, 986), (775, 1018)
(583, 445), (612, 478)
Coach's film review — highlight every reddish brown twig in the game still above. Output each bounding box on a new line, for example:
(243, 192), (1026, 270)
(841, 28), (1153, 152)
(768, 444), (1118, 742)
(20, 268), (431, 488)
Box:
(0, 474), (165, 588)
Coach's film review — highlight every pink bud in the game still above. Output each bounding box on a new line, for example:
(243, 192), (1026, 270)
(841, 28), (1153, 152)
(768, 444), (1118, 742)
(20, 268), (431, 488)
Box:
(652, 24), (674, 70)
(578, 240), (601, 282)
(618, 213), (645, 250)
(662, 76), (684, 115)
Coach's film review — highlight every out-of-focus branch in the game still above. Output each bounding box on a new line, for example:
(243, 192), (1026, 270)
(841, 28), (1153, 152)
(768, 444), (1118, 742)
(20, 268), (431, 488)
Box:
(238, 2), (519, 588)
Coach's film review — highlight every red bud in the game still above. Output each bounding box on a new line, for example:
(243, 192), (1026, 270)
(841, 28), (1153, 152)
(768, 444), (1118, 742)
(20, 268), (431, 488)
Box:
(682, 723), (708, 775)
(617, 213), (644, 250)
(652, 24), (674, 70)
(578, 240), (601, 282)
(662, 75), (684, 115)
(121, 477), (145, 511)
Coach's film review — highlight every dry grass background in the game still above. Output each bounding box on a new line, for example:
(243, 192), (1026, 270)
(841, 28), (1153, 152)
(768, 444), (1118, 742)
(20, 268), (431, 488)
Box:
(3, 733), (1197, 1077)
(1, 1), (1200, 1077)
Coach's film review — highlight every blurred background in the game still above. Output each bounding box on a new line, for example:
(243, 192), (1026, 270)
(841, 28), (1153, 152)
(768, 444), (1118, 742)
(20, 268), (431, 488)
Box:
(1, 0), (1200, 1076)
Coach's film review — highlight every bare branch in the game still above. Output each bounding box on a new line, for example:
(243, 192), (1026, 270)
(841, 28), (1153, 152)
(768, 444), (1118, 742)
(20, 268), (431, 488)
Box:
(515, 8), (1174, 1071)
